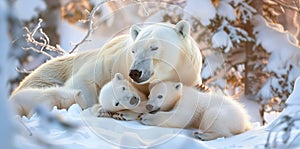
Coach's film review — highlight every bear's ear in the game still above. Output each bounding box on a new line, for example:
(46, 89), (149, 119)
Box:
(174, 20), (190, 38)
(130, 25), (141, 40)
(114, 73), (124, 80)
(149, 80), (161, 90)
(174, 82), (183, 90)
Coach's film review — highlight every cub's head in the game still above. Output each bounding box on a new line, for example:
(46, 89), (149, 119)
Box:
(110, 73), (140, 111)
(145, 81), (183, 113)
(128, 20), (195, 84)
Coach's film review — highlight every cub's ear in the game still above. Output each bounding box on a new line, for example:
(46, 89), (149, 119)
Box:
(174, 20), (190, 38)
(114, 73), (124, 80)
(174, 82), (183, 90)
(76, 90), (82, 97)
(130, 25), (141, 40)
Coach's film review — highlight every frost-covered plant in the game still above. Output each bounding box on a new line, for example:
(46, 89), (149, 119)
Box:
(23, 19), (66, 58)
(210, 0), (255, 53)
(178, 1), (300, 124)
(253, 15), (300, 113)
(191, 0), (256, 92)
(265, 113), (300, 148)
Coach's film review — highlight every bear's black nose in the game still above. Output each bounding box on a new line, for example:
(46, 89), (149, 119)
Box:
(146, 104), (153, 111)
(129, 69), (142, 82)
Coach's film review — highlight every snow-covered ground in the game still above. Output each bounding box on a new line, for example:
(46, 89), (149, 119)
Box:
(11, 76), (300, 148)
(6, 77), (299, 148)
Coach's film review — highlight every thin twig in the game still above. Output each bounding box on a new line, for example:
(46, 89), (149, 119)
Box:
(15, 116), (32, 136)
(265, 112), (300, 148)
(22, 47), (53, 58)
(16, 67), (33, 74)
(68, 0), (109, 54)
(23, 18), (66, 57)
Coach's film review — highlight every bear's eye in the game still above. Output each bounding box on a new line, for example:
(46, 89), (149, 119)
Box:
(122, 87), (126, 91)
(131, 50), (135, 54)
(157, 95), (163, 99)
(150, 46), (158, 51)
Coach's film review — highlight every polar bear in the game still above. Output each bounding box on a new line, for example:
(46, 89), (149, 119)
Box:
(140, 81), (252, 141)
(90, 73), (147, 120)
(9, 87), (86, 118)
(12, 20), (202, 108)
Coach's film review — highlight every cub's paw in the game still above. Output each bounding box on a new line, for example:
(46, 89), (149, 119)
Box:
(139, 113), (158, 126)
(112, 112), (126, 121)
(194, 131), (206, 141)
(112, 111), (140, 121)
(194, 131), (219, 141)
(89, 104), (112, 118)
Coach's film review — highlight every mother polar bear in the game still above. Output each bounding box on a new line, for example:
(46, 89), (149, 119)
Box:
(12, 20), (203, 108)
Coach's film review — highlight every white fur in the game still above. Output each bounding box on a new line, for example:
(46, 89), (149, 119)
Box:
(141, 82), (252, 141)
(9, 87), (85, 118)
(12, 20), (202, 109)
(90, 73), (147, 120)
(100, 73), (147, 112)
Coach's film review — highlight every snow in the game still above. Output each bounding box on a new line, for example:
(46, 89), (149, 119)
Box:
(11, 75), (300, 148)
(212, 30), (231, 51)
(184, 0), (216, 26)
(201, 50), (224, 79)
(270, 76), (300, 127)
(217, 1), (236, 21)
(13, 102), (299, 148)
(13, 0), (46, 21)
(253, 15), (300, 69)
(13, 76), (300, 148)
(253, 15), (300, 100)
(257, 78), (273, 100)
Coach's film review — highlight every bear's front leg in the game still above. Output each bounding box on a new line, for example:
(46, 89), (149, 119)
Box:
(90, 104), (113, 118)
(139, 111), (187, 128)
(139, 112), (166, 126)
(194, 130), (224, 141)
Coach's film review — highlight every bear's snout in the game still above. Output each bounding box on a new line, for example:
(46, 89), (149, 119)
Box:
(146, 104), (161, 114)
(129, 69), (142, 82)
(146, 104), (153, 111)
(129, 96), (139, 106)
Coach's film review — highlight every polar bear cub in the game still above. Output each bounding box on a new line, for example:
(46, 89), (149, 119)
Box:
(140, 81), (252, 141)
(9, 87), (86, 118)
(90, 73), (147, 120)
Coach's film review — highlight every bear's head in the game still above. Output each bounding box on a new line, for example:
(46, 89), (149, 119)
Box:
(109, 73), (141, 111)
(128, 20), (201, 85)
(145, 81), (183, 113)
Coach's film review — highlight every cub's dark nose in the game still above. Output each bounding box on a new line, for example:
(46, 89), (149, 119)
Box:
(130, 96), (139, 105)
(129, 69), (142, 82)
(146, 104), (153, 111)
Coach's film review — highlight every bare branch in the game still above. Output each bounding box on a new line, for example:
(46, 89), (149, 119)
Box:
(68, 0), (109, 54)
(15, 67), (33, 74)
(22, 47), (53, 58)
(69, 0), (183, 54)
(23, 18), (66, 57)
